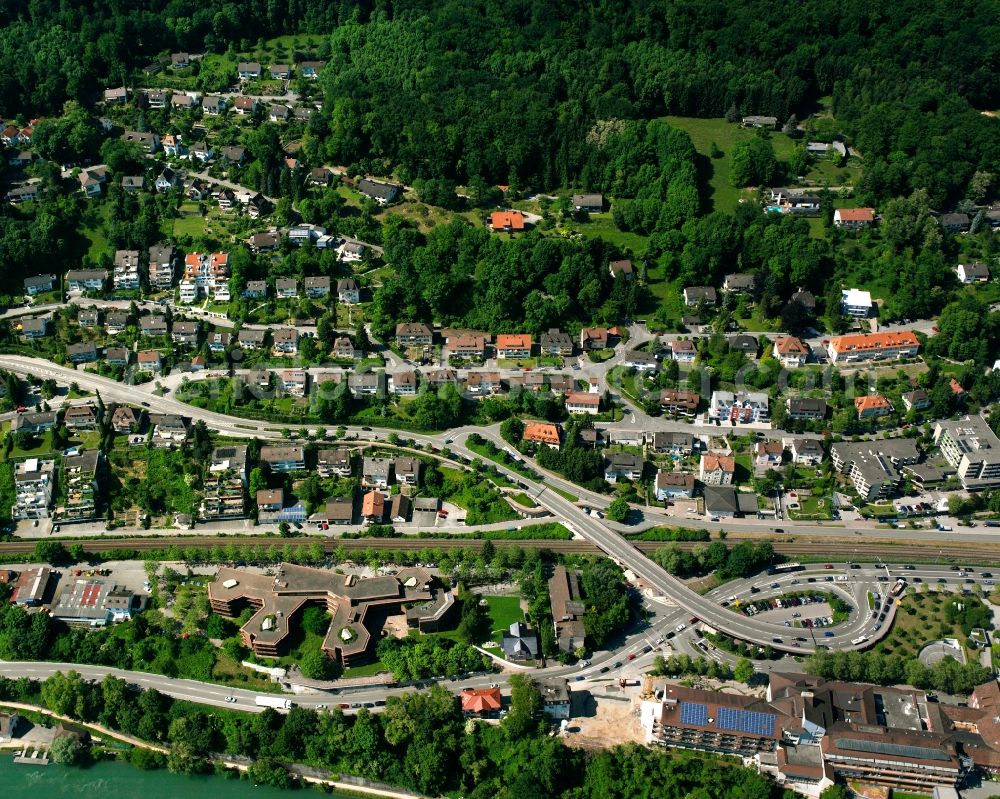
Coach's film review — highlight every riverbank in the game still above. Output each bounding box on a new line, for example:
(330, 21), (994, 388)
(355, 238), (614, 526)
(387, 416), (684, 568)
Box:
(0, 700), (430, 799)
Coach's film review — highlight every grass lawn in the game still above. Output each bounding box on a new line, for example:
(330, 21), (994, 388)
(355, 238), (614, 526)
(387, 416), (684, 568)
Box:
(562, 213), (649, 253)
(82, 225), (110, 261)
(173, 213), (210, 238)
(381, 202), (479, 233)
(663, 116), (797, 213)
(484, 595), (524, 637)
(341, 659), (388, 678)
(871, 590), (977, 662)
(9, 431), (57, 458)
(788, 494), (833, 521)
(211, 652), (279, 692)
(510, 493), (535, 507)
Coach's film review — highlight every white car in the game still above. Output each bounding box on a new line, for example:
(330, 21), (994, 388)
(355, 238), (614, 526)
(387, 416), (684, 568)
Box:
(675, 623), (686, 633)
(225, 696), (236, 703)
(579, 659), (591, 668)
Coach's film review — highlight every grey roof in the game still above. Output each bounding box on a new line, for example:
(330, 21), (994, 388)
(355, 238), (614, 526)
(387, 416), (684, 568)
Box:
(358, 178), (400, 201)
(703, 485), (757, 515)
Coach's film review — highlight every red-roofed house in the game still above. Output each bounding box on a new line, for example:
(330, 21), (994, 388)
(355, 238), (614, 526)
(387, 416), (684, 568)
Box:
(523, 422), (561, 450)
(495, 334), (532, 359)
(833, 207), (875, 228)
(461, 687), (502, 717)
(489, 210), (525, 232)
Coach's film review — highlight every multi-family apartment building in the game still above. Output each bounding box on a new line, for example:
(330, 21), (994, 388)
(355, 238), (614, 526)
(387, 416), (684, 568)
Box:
(12, 458), (55, 519)
(827, 331), (920, 364)
(934, 416), (1000, 489)
(147, 243), (176, 290)
(58, 449), (101, 521)
(830, 439), (919, 500)
(710, 390), (769, 424)
(201, 446), (248, 521)
(113, 250), (141, 290)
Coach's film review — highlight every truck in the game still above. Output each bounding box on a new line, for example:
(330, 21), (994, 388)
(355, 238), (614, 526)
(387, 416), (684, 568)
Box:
(255, 695), (293, 710)
(619, 678), (641, 687)
(890, 578), (906, 597)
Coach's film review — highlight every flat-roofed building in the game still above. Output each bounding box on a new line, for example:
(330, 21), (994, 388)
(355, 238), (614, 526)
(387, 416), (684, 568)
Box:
(209, 563), (448, 665)
(934, 416), (1000, 489)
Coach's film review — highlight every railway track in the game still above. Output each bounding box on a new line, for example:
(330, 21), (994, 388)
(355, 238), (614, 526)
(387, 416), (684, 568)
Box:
(2, 535), (999, 564)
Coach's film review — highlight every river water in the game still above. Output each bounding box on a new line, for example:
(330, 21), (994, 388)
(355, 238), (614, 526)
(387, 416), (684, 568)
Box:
(0, 756), (348, 798)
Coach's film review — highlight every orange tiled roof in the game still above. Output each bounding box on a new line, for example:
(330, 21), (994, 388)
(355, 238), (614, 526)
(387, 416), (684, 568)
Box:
(461, 688), (501, 713)
(490, 210), (525, 230)
(523, 422), (560, 445)
(854, 394), (892, 413)
(362, 490), (385, 517)
(496, 333), (532, 350)
(829, 331), (919, 353)
(775, 336), (808, 355)
(837, 207), (875, 222)
(702, 453), (735, 472)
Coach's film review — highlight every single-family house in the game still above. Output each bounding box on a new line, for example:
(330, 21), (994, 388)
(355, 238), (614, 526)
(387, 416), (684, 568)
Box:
(496, 333), (532, 359)
(243, 280), (267, 299)
(137, 350), (162, 372)
(202, 95), (226, 115)
(786, 437), (824, 466)
(579, 327), (609, 351)
(723, 273), (757, 294)
(571, 193), (603, 213)
(337, 278), (361, 304)
(232, 96), (258, 116)
(304, 276), (331, 297)
(139, 315), (168, 338)
(271, 327), (299, 355)
(299, 61), (325, 79)
(390, 370), (418, 395)
(957, 263), (990, 284)
(104, 347), (130, 368)
(609, 259), (635, 280)
(23, 274), (54, 296)
(670, 339), (697, 363)
(65, 342), (98, 364)
(394, 457), (421, 486)
(357, 178), (400, 206)
(523, 422), (561, 450)
(260, 445), (306, 472)
(19, 317), (47, 339)
(773, 336), (810, 368)
(66, 269), (107, 292)
(604, 453), (644, 483)
(396, 322), (433, 346)
(538, 328), (574, 356)
(785, 397), (828, 421)
(317, 449), (353, 478)
(121, 130), (159, 153)
(237, 61), (262, 79)
(683, 286), (717, 306)
(855, 394), (893, 420)
(833, 208), (875, 228)
(489, 210), (526, 232)
(565, 391), (600, 415)
(110, 405), (138, 432)
(902, 390), (931, 412)
(659, 389), (699, 416)
(654, 471), (695, 501)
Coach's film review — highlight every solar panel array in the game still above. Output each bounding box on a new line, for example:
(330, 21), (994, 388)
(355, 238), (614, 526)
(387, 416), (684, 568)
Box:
(680, 702), (708, 726)
(717, 706), (776, 737)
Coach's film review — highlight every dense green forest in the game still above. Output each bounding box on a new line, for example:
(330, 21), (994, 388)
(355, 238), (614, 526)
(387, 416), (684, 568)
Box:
(1, 0), (1000, 204)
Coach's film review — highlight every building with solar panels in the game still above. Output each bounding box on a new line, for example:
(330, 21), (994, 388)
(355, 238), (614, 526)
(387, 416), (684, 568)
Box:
(641, 672), (1000, 794)
(641, 684), (787, 759)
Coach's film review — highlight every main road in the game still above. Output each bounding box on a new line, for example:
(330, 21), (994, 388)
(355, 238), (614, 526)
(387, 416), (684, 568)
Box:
(0, 355), (953, 653)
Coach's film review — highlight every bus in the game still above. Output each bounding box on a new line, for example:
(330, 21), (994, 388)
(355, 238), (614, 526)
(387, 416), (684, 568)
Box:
(767, 562), (804, 575)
